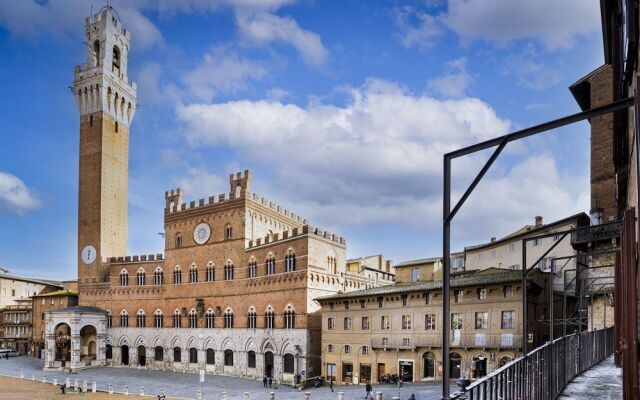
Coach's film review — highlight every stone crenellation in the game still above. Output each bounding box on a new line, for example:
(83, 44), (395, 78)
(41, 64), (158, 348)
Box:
(109, 254), (164, 264)
(247, 225), (346, 249)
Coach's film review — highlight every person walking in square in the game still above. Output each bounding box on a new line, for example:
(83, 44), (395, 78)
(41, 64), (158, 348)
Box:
(263, 376), (268, 388)
(268, 376), (273, 388)
(365, 381), (373, 399)
(329, 378), (334, 392)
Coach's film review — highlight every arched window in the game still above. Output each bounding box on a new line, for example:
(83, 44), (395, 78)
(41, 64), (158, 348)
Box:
(285, 250), (296, 272)
(248, 260), (257, 278)
(224, 349), (233, 366)
(450, 352), (462, 379)
(224, 261), (234, 280)
(189, 309), (197, 329)
(224, 308), (234, 328)
(284, 306), (295, 329)
(189, 347), (198, 364)
(423, 352), (435, 378)
(173, 310), (182, 328)
(283, 354), (295, 374)
(206, 348), (215, 365)
(189, 264), (198, 283)
(205, 309), (215, 329)
(247, 308), (257, 329)
(120, 310), (129, 328)
(225, 225), (233, 240)
(206, 264), (215, 282)
(112, 45), (121, 74)
(327, 254), (337, 274)
(498, 355), (513, 368)
(265, 307), (275, 329)
(93, 40), (100, 66)
(175, 233), (183, 248)
(173, 266), (182, 284)
(120, 269), (129, 287)
(106, 344), (113, 359)
(266, 255), (276, 275)
(173, 347), (181, 363)
(106, 311), (113, 328)
(247, 350), (256, 368)
(136, 268), (146, 286)
(136, 310), (145, 327)
(154, 310), (163, 328)
(154, 267), (164, 285)
(155, 346), (163, 362)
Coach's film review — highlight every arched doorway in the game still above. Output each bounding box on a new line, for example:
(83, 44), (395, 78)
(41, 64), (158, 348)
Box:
(498, 355), (513, 368)
(54, 323), (71, 367)
(138, 346), (146, 366)
(422, 352), (435, 379)
(264, 351), (274, 377)
(449, 353), (462, 379)
(106, 344), (113, 360)
(79, 325), (97, 366)
(121, 345), (129, 365)
(472, 354), (487, 378)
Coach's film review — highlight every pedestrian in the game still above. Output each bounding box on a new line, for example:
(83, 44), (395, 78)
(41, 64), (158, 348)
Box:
(60, 384), (66, 394)
(408, 395), (416, 400)
(365, 381), (372, 399)
(268, 376), (273, 388)
(263, 375), (268, 388)
(329, 378), (334, 392)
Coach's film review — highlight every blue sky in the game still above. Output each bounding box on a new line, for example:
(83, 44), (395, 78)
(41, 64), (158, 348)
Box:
(0, 0), (603, 280)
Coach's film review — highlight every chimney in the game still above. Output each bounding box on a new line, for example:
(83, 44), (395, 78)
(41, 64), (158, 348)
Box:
(490, 237), (496, 243)
(534, 216), (543, 228)
(385, 260), (391, 272)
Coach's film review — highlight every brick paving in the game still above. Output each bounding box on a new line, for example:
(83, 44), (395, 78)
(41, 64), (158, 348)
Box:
(0, 356), (454, 400)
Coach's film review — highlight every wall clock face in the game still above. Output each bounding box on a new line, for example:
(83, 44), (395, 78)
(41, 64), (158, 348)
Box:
(81, 245), (97, 265)
(193, 222), (211, 245)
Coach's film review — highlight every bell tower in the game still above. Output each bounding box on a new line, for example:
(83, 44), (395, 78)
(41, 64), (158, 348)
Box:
(73, 6), (136, 288)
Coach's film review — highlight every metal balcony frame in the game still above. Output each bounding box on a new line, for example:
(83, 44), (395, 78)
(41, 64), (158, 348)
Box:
(442, 96), (634, 399)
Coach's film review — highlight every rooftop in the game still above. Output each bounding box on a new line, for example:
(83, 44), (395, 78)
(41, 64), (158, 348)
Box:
(32, 289), (78, 298)
(0, 273), (63, 288)
(394, 257), (442, 268)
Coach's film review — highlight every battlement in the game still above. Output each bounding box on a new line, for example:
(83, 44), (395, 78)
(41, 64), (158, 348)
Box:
(109, 253), (164, 264)
(230, 170), (251, 183)
(247, 225), (346, 249)
(87, 6), (131, 40)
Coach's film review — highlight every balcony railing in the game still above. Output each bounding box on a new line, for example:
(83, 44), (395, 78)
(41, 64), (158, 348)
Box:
(452, 327), (614, 399)
(371, 333), (522, 350)
(571, 221), (622, 246)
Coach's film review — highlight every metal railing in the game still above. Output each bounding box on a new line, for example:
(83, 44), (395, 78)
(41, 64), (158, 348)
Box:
(570, 220), (622, 246)
(452, 326), (614, 399)
(371, 333), (522, 350)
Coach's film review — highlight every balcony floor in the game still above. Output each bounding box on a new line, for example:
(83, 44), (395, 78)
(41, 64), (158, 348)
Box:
(559, 355), (621, 399)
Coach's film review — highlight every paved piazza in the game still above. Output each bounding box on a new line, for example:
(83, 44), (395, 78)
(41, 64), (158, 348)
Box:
(0, 356), (454, 400)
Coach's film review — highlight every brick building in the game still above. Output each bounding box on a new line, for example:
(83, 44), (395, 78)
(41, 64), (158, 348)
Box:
(43, 6), (384, 381)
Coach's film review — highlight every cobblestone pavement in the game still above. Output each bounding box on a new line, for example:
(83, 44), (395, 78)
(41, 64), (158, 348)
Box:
(559, 355), (622, 400)
(0, 357), (455, 400)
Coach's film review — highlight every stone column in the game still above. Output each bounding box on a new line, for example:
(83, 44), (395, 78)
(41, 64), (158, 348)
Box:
(113, 345), (122, 365)
(198, 349), (206, 371)
(70, 335), (81, 370)
(96, 333), (107, 366)
(130, 346), (138, 368)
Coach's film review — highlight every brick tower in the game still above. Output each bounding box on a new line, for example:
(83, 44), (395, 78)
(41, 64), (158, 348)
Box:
(73, 6), (136, 289)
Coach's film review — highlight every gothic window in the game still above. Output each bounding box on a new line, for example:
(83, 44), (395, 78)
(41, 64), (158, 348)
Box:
(173, 310), (182, 328)
(120, 270), (129, 287)
(224, 349), (233, 366)
(283, 354), (295, 374)
(284, 305), (296, 329)
(327, 254), (337, 275)
(206, 348), (215, 365)
(173, 266), (182, 284)
(189, 348), (198, 364)
(206, 264), (215, 282)
(153, 267), (164, 285)
(137, 310), (145, 328)
(285, 250), (296, 272)
(225, 225), (233, 240)
(120, 310), (129, 328)
(224, 262), (234, 281)
(155, 347), (163, 362)
(189, 309), (197, 329)
(205, 309), (215, 329)
(189, 265), (198, 283)
(247, 351), (256, 368)
(266, 255), (276, 276)
(154, 310), (163, 328)
(136, 268), (146, 286)
(93, 40), (100, 66)
(173, 347), (181, 363)
(106, 312), (112, 328)
(112, 45), (121, 74)
(175, 234), (183, 248)
(247, 308), (257, 329)
(265, 307), (275, 329)
(223, 308), (234, 328)
(248, 260), (257, 278)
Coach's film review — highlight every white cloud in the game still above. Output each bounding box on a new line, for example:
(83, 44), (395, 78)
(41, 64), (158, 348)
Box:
(183, 47), (268, 102)
(501, 45), (562, 90)
(235, 12), (329, 66)
(0, 172), (42, 215)
(427, 57), (473, 98)
(445, 0), (600, 50)
(174, 166), (227, 200)
(393, 6), (443, 51)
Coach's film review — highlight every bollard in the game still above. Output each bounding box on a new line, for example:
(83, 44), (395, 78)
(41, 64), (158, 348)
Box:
(160, 388), (166, 396)
(66, 378), (71, 388)
(108, 383), (113, 394)
(140, 386), (144, 396)
(220, 392), (227, 400)
(196, 390), (202, 400)
(375, 392), (383, 400)
(391, 397), (400, 400)
(31, 374), (35, 380)
(244, 392), (251, 400)
(42, 375), (46, 383)
(305, 392), (311, 400)
(19, 371), (23, 379)
(269, 392), (275, 400)
(53, 377), (57, 386)
(74, 379), (79, 391)
(92, 382), (97, 393)
(83, 381), (87, 392)
(124, 384), (129, 395)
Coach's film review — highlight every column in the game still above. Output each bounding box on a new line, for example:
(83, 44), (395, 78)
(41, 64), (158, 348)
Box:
(70, 335), (81, 370)
(96, 333), (107, 366)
